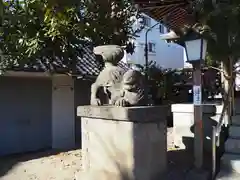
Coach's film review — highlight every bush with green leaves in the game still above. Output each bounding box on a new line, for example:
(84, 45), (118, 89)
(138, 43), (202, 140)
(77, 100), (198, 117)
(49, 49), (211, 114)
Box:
(0, 0), (141, 73)
(135, 61), (179, 104)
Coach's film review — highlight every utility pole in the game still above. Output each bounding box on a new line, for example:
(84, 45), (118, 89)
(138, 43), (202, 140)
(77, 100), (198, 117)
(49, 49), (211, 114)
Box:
(192, 61), (203, 168)
(144, 22), (159, 103)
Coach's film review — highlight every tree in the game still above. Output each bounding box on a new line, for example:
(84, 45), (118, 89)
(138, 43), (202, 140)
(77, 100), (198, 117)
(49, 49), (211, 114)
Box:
(197, 0), (240, 118)
(135, 61), (177, 104)
(82, 0), (141, 46)
(0, 0), (140, 73)
(1, 0), (88, 73)
(205, 52), (219, 67)
(176, 0), (240, 120)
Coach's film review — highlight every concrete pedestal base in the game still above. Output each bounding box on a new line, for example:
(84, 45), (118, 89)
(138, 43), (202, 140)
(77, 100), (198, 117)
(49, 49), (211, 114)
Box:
(171, 103), (224, 152)
(77, 106), (168, 180)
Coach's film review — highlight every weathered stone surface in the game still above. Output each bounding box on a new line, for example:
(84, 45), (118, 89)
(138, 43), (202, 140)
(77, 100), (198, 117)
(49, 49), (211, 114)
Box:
(225, 138), (240, 154)
(78, 106), (167, 180)
(221, 153), (240, 173)
(91, 45), (146, 107)
(171, 103), (224, 152)
(231, 115), (240, 126)
(77, 105), (167, 122)
(216, 170), (240, 180)
(229, 126), (240, 139)
(217, 114), (240, 177)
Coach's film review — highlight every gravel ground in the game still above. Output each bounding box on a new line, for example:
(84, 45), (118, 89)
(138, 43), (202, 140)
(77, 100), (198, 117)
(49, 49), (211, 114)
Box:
(0, 150), (82, 180)
(0, 128), (199, 180)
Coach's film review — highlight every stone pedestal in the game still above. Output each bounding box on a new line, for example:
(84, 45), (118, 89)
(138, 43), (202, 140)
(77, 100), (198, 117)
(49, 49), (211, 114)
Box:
(171, 103), (224, 152)
(77, 106), (167, 180)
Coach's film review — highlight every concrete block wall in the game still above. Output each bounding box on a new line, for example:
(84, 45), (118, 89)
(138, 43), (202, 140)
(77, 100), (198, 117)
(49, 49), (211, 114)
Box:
(77, 106), (168, 180)
(171, 103), (224, 153)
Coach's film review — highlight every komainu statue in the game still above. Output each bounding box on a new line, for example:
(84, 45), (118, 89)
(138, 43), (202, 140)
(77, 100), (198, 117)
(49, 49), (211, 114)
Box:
(90, 45), (146, 107)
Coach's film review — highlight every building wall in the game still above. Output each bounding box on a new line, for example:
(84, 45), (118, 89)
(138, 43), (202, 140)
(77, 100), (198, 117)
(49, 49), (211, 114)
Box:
(123, 14), (188, 69)
(52, 75), (76, 149)
(0, 75), (92, 156)
(74, 78), (92, 147)
(0, 76), (52, 156)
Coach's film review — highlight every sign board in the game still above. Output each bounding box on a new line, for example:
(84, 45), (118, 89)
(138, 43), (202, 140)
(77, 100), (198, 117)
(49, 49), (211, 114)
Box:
(235, 74), (240, 91)
(193, 85), (202, 105)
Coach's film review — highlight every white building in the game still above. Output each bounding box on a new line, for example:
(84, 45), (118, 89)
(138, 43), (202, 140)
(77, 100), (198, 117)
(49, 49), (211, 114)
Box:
(123, 14), (190, 69)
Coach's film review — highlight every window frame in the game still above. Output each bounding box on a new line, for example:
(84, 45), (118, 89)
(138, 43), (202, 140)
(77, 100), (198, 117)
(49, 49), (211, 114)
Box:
(159, 24), (164, 34)
(148, 42), (156, 53)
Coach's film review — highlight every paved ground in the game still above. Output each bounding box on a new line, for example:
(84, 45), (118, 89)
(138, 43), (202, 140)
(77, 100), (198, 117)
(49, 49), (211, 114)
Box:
(0, 150), (82, 180)
(0, 128), (201, 180)
(166, 128), (195, 180)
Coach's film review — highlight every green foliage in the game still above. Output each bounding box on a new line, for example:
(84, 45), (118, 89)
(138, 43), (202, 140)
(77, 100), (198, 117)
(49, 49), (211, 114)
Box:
(204, 3), (240, 62)
(175, 0), (240, 64)
(1, 0), (87, 72)
(135, 61), (177, 101)
(205, 52), (216, 67)
(135, 61), (164, 87)
(82, 0), (141, 46)
(176, 0), (239, 110)
(0, 0), (140, 72)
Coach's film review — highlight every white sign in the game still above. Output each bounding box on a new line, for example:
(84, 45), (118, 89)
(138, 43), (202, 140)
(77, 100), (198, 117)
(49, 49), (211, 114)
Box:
(193, 85), (202, 105)
(235, 74), (240, 91)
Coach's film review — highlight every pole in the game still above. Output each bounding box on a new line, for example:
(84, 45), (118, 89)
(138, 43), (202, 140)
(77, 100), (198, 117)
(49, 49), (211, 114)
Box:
(230, 57), (234, 116)
(228, 31), (234, 118)
(212, 126), (216, 179)
(192, 61), (203, 169)
(145, 22), (159, 78)
(144, 23), (159, 103)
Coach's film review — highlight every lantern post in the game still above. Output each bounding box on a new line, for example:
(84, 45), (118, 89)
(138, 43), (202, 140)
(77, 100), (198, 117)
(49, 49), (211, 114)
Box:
(184, 34), (208, 169)
(160, 31), (208, 169)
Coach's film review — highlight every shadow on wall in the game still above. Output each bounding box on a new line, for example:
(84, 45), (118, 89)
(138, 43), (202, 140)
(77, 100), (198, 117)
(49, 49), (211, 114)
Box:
(75, 79), (93, 148)
(81, 107), (168, 180)
(0, 146), (80, 178)
(212, 125), (234, 179)
(214, 98), (240, 178)
(171, 105), (230, 179)
(85, 136), (139, 180)
(166, 131), (227, 179)
(85, 127), (166, 180)
(167, 102), (236, 179)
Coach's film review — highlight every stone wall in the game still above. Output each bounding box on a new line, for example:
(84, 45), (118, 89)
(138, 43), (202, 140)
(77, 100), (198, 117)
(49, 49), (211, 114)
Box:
(171, 103), (224, 152)
(77, 106), (168, 180)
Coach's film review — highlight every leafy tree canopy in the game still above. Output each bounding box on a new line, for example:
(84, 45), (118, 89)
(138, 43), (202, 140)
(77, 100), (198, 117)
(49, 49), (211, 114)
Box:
(0, 0), (141, 73)
(175, 0), (240, 63)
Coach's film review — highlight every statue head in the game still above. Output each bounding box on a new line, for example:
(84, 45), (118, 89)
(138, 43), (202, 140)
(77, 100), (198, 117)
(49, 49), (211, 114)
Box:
(94, 45), (124, 66)
(122, 69), (144, 90)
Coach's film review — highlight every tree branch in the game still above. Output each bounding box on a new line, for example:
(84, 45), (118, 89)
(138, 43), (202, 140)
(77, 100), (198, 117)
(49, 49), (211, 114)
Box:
(208, 66), (231, 80)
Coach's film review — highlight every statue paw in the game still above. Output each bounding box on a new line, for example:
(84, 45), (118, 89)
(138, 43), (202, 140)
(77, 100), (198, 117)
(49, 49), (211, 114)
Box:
(91, 98), (101, 106)
(114, 98), (129, 107)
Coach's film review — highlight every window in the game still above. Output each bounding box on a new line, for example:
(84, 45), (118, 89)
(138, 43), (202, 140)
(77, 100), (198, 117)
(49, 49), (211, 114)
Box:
(159, 24), (164, 34)
(148, 43), (156, 53)
(141, 16), (151, 27)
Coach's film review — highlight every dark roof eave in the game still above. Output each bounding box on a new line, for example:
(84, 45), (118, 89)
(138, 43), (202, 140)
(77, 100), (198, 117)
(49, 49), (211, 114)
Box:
(134, 0), (195, 31)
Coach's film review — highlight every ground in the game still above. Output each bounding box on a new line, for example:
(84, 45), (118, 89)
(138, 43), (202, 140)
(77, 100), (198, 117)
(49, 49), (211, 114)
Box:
(166, 128), (195, 180)
(0, 150), (82, 180)
(0, 128), (203, 180)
